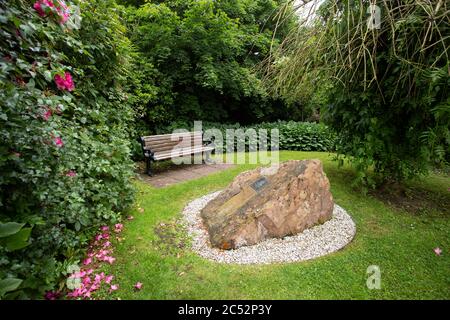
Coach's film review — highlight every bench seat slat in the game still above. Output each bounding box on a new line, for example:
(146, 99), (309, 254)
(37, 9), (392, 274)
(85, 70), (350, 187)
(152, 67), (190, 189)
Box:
(142, 132), (202, 143)
(153, 146), (214, 161)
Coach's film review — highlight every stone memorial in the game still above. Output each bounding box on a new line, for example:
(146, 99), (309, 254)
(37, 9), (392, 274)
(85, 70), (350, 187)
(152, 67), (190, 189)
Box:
(200, 160), (334, 250)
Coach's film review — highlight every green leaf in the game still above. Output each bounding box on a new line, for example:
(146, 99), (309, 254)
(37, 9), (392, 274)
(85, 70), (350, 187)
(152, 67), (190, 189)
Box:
(0, 278), (23, 297)
(43, 70), (52, 82)
(2, 228), (32, 251)
(0, 222), (25, 238)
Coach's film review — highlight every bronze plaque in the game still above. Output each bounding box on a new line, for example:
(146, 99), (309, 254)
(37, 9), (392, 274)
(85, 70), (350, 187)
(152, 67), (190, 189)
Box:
(250, 177), (268, 192)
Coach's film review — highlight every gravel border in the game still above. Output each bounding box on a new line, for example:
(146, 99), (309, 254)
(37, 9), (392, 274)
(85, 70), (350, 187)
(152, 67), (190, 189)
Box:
(182, 191), (356, 264)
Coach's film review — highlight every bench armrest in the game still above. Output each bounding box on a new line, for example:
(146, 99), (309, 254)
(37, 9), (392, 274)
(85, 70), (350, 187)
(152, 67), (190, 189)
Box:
(139, 136), (154, 159)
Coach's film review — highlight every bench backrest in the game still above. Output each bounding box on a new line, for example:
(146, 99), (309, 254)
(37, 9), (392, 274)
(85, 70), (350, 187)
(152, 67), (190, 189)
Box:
(141, 131), (203, 155)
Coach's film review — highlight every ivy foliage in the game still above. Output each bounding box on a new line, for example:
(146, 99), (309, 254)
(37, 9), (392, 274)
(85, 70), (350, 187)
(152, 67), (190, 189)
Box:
(0, 0), (135, 298)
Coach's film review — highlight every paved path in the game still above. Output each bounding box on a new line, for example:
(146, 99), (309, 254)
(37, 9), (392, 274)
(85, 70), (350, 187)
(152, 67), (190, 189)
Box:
(136, 161), (235, 188)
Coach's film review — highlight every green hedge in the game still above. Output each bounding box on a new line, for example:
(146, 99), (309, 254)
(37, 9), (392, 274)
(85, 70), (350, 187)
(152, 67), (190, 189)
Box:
(154, 121), (336, 153)
(0, 0), (135, 299)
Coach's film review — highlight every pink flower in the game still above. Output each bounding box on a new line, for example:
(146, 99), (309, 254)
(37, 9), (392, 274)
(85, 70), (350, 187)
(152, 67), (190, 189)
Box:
(44, 291), (59, 300)
(102, 233), (110, 240)
(434, 247), (442, 256)
(110, 284), (119, 291)
(54, 72), (75, 91)
(82, 276), (91, 286)
(33, 0), (70, 24)
(103, 241), (111, 247)
(90, 284), (99, 291)
(114, 223), (123, 233)
(101, 226), (109, 232)
(94, 234), (103, 242)
(86, 269), (94, 275)
(42, 108), (52, 121)
(94, 273), (104, 283)
(104, 256), (116, 264)
(55, 0), (69, 23)
(105, 275), (114, 284)
(59, 11), (70, 23)
(53, 136), (64, 148)
(66, 170), (77, 177)
(83, 257), (92, 266)
(33, 1), (46, 17)
(134, 282), (143, 290)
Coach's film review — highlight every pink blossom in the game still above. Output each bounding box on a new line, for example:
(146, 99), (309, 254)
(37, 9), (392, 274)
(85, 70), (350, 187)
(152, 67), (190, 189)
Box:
(94, 273), (104, 283)
(33, 0), (70, 24)
(70, 270), (86, 279)
(90, 284), (99, 291)
(66, 170), (77, 177)
(105, 275), (114, 284)
(59, 11), (70, 23)
(94, 234), (102, 242)
(82, 276), (91, 286)
(110, 284), (119, 291)
(53, 136), (64, 148)
(102, 233), (110, 240)
(86, 269), (94, 275)
(101, 226), (109, 232)
(104, 256), (116, 264)
(44, 291), (59, 300)
(33, 1), (46, 17)
(134, 282), (143, 290)
(114, 223), (123, 233)
(103, 241), (111, 247)
(42, 108), (52, 121)
(55, 0), (69, 23)
(54, 72), (75, 91)
(434, 247), (442, 256)
(83, 257), (92, 266)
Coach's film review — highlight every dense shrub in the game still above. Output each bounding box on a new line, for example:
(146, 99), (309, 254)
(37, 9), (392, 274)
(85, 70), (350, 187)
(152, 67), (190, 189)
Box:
(156, 121), (336, 153)
(0, 0), (135, 299)
(266, 0), (450, 186)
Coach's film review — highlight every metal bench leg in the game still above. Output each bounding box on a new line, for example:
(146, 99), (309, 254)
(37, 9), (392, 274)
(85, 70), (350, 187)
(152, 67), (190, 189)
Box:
(146, 157), (153, 176)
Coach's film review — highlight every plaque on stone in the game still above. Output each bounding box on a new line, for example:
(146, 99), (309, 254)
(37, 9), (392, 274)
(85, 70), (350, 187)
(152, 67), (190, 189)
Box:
(250, 177), (268, 192)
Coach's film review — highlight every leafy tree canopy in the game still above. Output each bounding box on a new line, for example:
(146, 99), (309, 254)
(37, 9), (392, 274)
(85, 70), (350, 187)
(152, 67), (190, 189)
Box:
(121, 0), (300, 132)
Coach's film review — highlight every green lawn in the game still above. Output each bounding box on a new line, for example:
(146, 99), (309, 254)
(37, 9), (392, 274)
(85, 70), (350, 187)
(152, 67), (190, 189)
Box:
(97, 151), (450, 300)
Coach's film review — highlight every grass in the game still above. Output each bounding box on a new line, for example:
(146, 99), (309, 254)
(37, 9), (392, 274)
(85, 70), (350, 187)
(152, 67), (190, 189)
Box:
(97, 151), (450, 300)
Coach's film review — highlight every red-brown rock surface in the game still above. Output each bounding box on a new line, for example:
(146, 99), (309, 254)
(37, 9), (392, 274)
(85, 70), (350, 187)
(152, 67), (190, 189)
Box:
(200, 160), (334, 249)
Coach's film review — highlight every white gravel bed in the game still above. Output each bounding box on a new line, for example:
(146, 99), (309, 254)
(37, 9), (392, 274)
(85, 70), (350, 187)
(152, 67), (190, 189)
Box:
(182, 191), (356, 264)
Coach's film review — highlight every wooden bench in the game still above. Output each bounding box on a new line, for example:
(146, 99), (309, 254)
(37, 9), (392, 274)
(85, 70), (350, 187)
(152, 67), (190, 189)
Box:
(139, 131), (215, 176)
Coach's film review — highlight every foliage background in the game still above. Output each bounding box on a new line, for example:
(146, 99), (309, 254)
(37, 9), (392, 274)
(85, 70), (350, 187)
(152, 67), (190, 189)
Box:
(120, 0), (304, 133)
(0, 0), (135, 298)
(264, 0), (450, 186)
